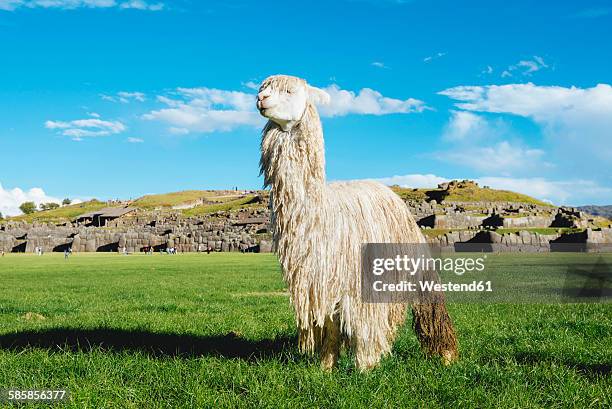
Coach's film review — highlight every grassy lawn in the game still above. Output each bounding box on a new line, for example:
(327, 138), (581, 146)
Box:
(0, 253), (610, 408)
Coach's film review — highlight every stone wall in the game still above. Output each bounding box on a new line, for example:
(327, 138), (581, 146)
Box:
(0, 232), (15, 253)
(427, 227), (612, 252)
(1, 195), (609, 254)
(501, 215), (553, 228)
(0, 209), (273, 254)
(408, 199), (596, 231)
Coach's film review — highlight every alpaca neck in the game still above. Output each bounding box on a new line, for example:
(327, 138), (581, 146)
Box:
(260, 104), (326, 237)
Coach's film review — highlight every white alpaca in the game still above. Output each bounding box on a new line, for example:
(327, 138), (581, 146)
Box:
(257, 75), (458, 370)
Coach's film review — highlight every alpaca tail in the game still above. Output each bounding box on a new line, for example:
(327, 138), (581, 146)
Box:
(411, 268), (459, 365)
(412, 302), (459, 365)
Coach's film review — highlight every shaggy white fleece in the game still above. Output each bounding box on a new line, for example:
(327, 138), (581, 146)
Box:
(258, 75), (458, 370)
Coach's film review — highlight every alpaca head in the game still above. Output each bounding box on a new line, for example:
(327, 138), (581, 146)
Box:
(257, 75), (330, 131)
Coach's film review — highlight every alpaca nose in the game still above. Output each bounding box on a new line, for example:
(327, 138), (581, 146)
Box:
(257, 94), (268, 102)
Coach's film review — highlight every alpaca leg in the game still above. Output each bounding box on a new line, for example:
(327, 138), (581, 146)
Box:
(320, 316), (341, 371)
(412, 302), (458, 365)
(354, 338), (383, 372)
(298, 325), (322, 355)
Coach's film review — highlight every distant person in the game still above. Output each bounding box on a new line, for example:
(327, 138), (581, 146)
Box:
(1, 250), (4, 257)
(206, 246), (212, 254)
(64, 249), (70, 260)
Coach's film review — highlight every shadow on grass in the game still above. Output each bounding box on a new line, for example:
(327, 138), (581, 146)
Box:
(0, 328), (298, 362)
(513, 351), (610, 379)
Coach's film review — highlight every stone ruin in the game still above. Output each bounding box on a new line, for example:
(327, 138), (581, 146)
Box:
(1, 182), (610, 254)
(403, 181), (611, 251)
(0, 207), (272, 254)
(426, 227), (612, 252)
(408, 201), (593, 230)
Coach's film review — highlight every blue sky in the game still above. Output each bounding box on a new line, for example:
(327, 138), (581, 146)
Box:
(1, 0), (611, 215)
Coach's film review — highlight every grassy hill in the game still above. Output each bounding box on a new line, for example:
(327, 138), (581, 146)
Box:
(183, 195), (262, 216)
(4, 181), (554, 223)
(132, 190), (224, 209)
(3, 191), (267, 224)
(7, 200), (111, 224)
(392, 181), (553, 207)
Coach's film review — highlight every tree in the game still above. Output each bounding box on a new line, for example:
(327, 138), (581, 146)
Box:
(62, 198), (72, 206)
(19, 202), (37, 215)
(0, 211), (3, 220)
(40, 202), (60, 211)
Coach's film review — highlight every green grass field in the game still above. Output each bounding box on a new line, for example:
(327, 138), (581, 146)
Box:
(0, 254), (610, 408)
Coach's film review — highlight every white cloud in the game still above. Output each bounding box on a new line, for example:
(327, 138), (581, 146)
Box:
(177, 87), (254, 111)
(0, 182), (60, 217)
(319, 84), (427, 117)
(127, 137), (144, 143)
(423, 52), (446, 63)
(370, 173), (611, 206)
(143, 87), (262, 134)
(144, 84), (427, 135)
(373, 174), (449, 188)
(45, 117), (125, 141)
(435, 141), (548, 174)
(371, 61), (389, 69)
(0, 1), (22, 10)
(476, 177), (612, 206)
(501, 56), (548, 77)
(481, 65), (494, 75)
(437, 110), (549, 175)
(101, 91), (146, 103)
(438, 82), (612, 165)
(442, 110), (491, 141)
(118, 91), (145, 102)
(243, 81), (259, 90)
(0, 0), (164, 11)
(119, 0), (162, 10)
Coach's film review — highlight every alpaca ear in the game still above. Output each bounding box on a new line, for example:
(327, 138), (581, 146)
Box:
(307, 85), (331, 106)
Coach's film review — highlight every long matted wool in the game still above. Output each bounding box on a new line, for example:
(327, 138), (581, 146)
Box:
(259, 75), (458, 370)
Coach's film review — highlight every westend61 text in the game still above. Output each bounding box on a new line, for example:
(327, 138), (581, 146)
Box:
(373, 280), (493, 293)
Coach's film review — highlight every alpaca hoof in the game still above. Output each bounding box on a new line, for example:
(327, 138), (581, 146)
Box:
(355, 358), (380, 372)
(320, 361), (336, 372)
(441, 350), (458, 366)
